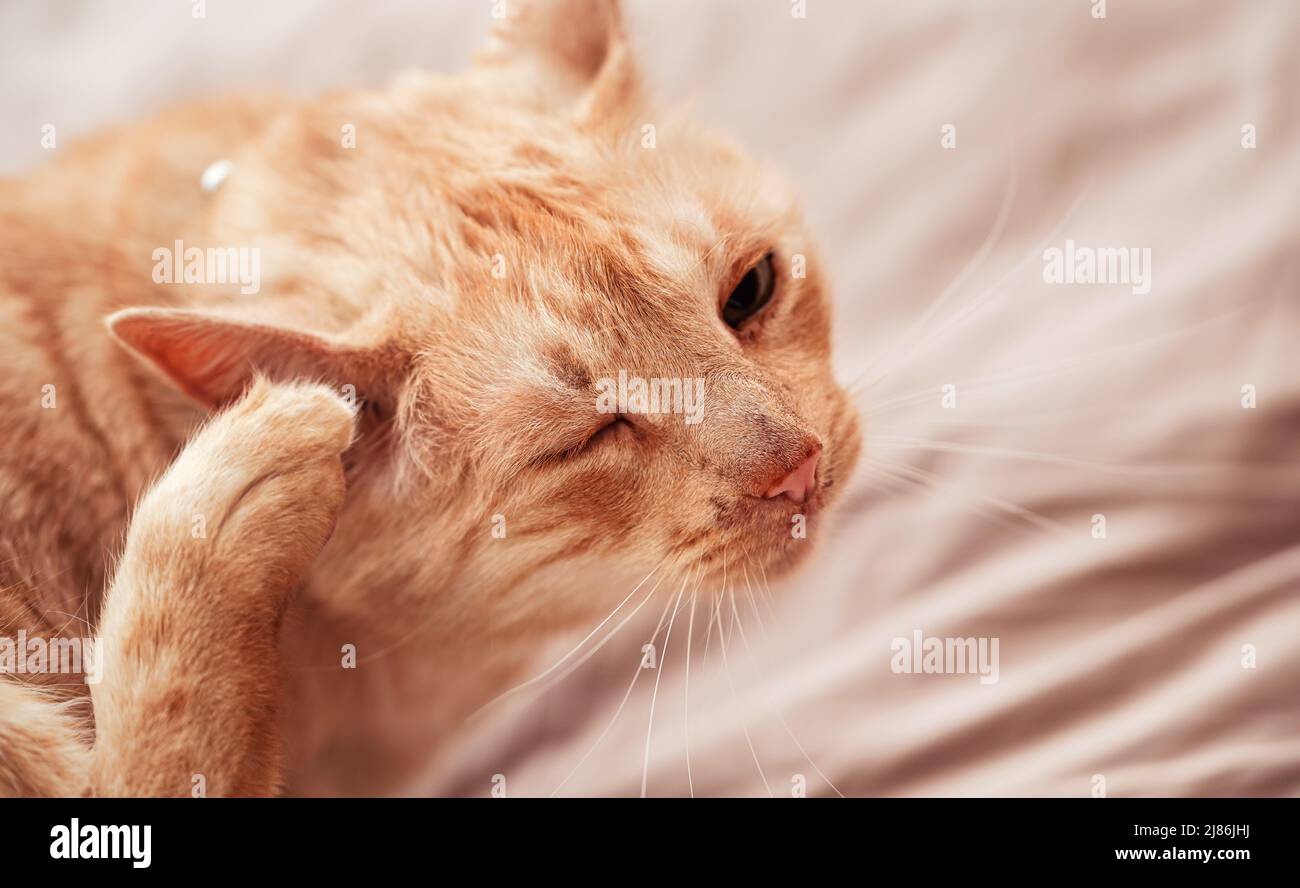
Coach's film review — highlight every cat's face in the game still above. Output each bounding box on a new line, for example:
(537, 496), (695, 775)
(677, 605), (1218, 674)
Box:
(393, 115), (861, 584)
(112, 0), (860, 611)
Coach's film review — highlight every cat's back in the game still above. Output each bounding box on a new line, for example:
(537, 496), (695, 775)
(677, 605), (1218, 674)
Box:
(0, 184), (161, 626)
(0, 96), (282, 623)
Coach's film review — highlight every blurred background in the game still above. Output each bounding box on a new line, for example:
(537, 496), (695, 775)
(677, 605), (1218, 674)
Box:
(4, 0), (1297, 795)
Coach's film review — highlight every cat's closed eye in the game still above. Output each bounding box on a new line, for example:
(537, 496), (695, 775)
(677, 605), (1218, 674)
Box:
(537, 415), (633, 467)
(722, 252), (776, 329)
(583, 415), (633, 450)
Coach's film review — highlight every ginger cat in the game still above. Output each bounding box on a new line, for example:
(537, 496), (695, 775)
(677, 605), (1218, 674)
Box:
(0, 0), (860, 796)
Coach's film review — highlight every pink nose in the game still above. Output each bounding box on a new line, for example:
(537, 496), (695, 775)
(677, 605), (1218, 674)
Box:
(764, 447), (821, 504)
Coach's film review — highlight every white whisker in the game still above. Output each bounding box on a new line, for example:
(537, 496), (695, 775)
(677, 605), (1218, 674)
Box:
(549, 566), (682, 797)
(858, 298), (1249, 418)
(640, 569), (690, 798)
(849, 165), (1019, 394)
(684, 584), (699, 799)
(740, 568), (846, 798)
(715, 587), (773, 798)
(868, 455), (1072, 534)
(470, 558), (669, 719)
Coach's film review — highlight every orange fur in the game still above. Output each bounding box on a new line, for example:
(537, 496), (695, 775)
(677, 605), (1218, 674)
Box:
(0, 0), (859, 795)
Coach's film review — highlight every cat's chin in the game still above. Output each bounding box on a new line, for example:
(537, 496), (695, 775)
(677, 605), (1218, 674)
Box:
(683, 513), (825, 588)
(754, 537), (821, 582)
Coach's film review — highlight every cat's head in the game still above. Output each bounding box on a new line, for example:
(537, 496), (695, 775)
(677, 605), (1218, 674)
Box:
(110, 0), (861, 610)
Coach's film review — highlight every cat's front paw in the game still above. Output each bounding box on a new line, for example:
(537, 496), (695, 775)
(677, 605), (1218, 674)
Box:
(122, 379), (358, 607)
(220, 377), (357, 462)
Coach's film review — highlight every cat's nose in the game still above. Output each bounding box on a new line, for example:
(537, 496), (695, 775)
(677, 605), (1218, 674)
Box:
(763, 446), (821, 504)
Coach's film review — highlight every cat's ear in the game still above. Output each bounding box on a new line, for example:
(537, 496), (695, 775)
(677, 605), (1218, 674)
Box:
(106, 308), (397, 411)
(475, 0), (640, 123)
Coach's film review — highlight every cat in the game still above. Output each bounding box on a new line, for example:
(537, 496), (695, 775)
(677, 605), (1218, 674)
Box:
(0, 0), (861, 796)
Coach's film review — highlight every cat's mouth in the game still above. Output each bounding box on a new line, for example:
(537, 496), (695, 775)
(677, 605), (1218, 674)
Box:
(682, 464), (838, 580)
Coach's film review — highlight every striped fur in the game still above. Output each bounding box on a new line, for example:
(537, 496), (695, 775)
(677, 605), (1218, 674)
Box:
(0, 0), (860, 795)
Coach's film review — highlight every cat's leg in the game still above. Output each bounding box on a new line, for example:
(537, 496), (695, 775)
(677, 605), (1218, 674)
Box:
(0, 679), (89, 796)
(89, 379), (355, 796)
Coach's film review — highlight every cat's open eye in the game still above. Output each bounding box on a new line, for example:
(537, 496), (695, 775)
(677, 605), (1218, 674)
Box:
(722, 253), (776, 329)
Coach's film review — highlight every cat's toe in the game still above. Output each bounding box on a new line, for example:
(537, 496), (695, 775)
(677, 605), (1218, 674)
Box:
(122, 379), (358, 600)
(225, 378), (357, 460)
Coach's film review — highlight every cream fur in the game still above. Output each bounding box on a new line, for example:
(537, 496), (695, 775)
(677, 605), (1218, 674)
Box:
(0, 0), (860, 795)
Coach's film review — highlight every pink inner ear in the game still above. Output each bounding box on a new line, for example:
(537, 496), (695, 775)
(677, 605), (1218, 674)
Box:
(107, 308), (347, 409)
